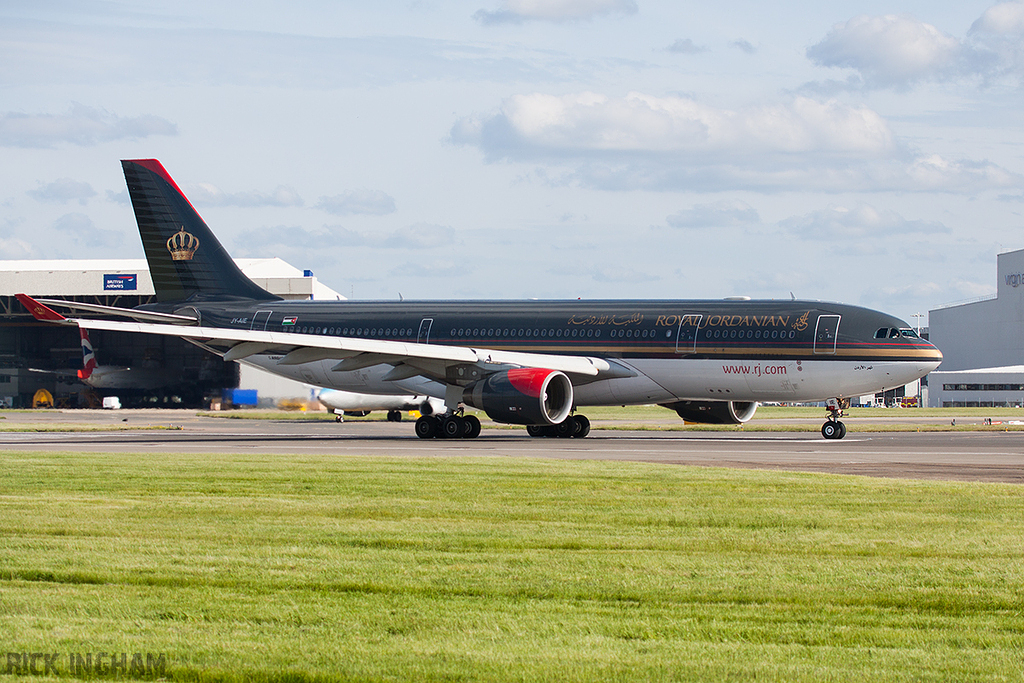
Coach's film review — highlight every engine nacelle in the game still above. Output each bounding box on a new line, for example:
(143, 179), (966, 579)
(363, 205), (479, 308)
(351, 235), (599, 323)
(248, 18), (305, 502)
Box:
(463, 368), (573, 426)
(662, 400), (758, 424)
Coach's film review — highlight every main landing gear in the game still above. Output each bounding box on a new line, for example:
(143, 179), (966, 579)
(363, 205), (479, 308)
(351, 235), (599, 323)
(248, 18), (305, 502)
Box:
(414, 413), (592, 439)
(415, 412), (482, 439)
(821, 398), (849, 440)
(527, 414), (591, 439)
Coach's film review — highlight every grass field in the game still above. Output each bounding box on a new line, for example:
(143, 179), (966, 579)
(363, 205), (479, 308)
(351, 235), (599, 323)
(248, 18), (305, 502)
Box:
(2, 451), (1023, 681)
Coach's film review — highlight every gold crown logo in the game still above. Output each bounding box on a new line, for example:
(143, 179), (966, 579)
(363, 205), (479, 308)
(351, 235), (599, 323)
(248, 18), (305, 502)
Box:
(166, 227), (200, 261)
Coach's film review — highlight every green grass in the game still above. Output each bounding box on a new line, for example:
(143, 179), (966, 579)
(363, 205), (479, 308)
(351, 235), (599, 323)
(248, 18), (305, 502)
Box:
(197, 409), (341, 421)
(1, 451), (1023, 681)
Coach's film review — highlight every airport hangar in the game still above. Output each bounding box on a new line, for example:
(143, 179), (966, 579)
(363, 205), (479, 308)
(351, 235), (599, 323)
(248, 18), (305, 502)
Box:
(929, 247), (1024, 408)
(0, 258), (341, 408)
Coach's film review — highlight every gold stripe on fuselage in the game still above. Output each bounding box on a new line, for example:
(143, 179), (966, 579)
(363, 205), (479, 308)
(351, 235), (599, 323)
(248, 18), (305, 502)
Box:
(430, 342), (941, 361)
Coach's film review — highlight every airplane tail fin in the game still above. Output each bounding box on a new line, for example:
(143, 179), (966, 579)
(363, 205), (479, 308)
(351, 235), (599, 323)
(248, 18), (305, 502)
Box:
(78, 328), (97, 381)
(121, 159), (280, 304)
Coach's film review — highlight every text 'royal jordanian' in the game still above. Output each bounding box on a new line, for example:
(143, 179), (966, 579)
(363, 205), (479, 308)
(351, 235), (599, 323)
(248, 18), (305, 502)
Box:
(18, 159), (942, 439)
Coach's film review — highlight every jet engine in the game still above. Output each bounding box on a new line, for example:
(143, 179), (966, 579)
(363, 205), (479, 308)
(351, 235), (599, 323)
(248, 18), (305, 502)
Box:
(662, 400), (758, 424)
(463, 368), (573, 426)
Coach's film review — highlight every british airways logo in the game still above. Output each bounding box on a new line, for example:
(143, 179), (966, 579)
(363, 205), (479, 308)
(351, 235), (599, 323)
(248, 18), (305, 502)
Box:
(104, 274), (138, 291)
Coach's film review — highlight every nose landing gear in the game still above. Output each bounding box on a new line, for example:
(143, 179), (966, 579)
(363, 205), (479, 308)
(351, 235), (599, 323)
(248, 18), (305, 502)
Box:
(821, 397), (849, 439)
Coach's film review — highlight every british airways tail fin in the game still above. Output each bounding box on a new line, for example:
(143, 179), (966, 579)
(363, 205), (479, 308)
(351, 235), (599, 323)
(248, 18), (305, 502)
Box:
(121, 159), (280, 304)
(78, 328), (97, 381)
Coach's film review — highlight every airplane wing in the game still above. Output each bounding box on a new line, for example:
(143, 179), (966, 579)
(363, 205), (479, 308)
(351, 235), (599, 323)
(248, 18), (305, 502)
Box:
(16, 294), (622, 384)
(31, 298), (199, 324)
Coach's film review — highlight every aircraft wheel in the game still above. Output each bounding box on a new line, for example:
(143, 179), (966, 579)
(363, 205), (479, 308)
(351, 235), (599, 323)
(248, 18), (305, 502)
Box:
(463, 415), (482, 438)
(526, 425), (546, 437)
(572, 415), (591, 438)
(387, 410), (402, 422)
(554, 418), (577, 438)
(837, 421), (847, 439)
(821, 421), (840, 439)
(415, 416), (437, 439)
(442, 416), (464, 438)
(335, 415), (343, 423)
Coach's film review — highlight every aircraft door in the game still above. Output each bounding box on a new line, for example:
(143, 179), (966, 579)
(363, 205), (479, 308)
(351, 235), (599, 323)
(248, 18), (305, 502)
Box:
(674, 314), (703, 354)
(813, 315), (841, 354)
(417, 318), (433, 344)
(250, 310), (272, 331)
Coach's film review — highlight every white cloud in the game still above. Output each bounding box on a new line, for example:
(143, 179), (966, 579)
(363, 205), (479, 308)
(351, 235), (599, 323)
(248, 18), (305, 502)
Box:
(106, 190), (130, 205)
(0, 237), (35, 259)
(381, 223), (452, 249)
(390, 261), (465, 278)
(52, 213), (122, 249)
(780, 203), (949, 238)
(188, 184), (303, 208)
(667, 200), (759, 228)
(733, 40), (757, 54)
(807, 7), (1024, 90)
(666, 39), (705, 55)
(861, 278), (994, 312)
(454, 92), (895, 158)
(807, 15), (962, 89)
(0, 104), (176, 148)
(27, 178), (96, 205)
(474, 0), (637, 24)
(316, 190), (396, 216)
(970, 1), (1024, 35)
(234, 223), (451, 255)
(452, 90), (1021, 193)
(234, 225), (354, 253)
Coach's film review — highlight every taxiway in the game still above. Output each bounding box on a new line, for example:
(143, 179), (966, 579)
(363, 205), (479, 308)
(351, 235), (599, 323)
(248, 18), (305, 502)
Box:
(1, 410), (1022, 483)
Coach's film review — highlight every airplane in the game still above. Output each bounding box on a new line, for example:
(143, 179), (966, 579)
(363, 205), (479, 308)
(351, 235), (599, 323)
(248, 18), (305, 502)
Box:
(76, 328), (181, 390)
(317, 388), (445, 422)
(17, 159), (943, 440)
(28, 327), (181, 391)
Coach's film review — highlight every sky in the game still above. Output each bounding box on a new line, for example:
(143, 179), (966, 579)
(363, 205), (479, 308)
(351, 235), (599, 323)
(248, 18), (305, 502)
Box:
(2, 0), (1023, 326)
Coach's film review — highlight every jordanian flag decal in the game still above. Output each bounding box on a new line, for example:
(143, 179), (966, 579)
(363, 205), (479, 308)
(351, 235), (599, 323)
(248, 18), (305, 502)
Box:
(283, 317), (297, 325)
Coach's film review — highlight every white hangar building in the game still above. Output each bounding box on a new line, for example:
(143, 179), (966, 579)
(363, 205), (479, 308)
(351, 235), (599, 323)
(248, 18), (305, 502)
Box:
(929, 248), (1024, 408)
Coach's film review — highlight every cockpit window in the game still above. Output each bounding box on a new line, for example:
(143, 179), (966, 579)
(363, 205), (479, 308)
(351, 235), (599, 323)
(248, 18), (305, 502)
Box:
(900, 328), (919, 339)
(889, 328), (901, 338)
(874, 328), (888, 339)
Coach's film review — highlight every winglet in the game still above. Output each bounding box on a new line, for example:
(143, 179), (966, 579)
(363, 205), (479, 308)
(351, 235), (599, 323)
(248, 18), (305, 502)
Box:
(16, 294), (68, 322)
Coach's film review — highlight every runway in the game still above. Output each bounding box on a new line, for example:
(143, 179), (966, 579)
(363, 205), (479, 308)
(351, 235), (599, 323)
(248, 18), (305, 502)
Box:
(2, 410), (1023, 484)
